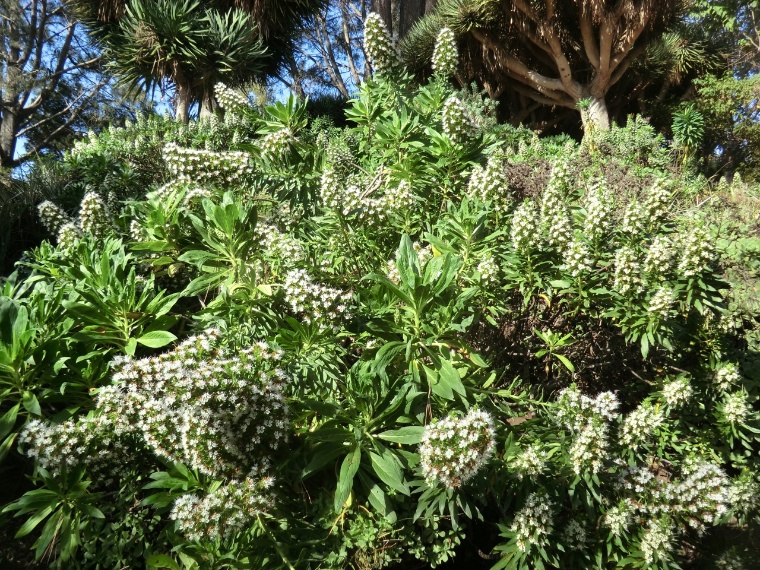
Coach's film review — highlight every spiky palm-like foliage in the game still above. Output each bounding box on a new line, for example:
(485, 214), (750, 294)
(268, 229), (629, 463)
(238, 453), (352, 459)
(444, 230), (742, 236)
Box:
(73, 0), (326, 120)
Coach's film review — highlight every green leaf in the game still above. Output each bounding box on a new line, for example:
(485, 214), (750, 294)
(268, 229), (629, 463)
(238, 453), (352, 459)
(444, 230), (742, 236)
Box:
(146, 553), (182, 570)
(554, 354), (575, 373)
(377, 426), (424, 445)
(14, 505), (54, 538)
(369, 450), (409, 495)
(0, 432), (18, 463)
(21, 392), (41, 416)
(0, 403), (20, 440)
(136, 331), (177, 348)
(334, 446), (361, 512)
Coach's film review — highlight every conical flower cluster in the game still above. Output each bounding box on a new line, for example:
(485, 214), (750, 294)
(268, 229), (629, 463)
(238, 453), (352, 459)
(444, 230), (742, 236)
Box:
(511, 200), (541, 252)
(467, 155), (510, 212)
(419, 409), (496, 488)
(613, 246), (642, 294)
(214, 82), (249, 112)
(582, 179), (613, 241)
(442, 97), (477, 144)
(57, 222), (82, 250)
(37, 200), (72, 235)
(163, 142), (253, 185)
(364, 13), (399, 75)
(540, 169), (572, 250)
(260, 129), (295, 163)
(171, 477), (273, 542)
(432, 27), (458, 76)
(79, 191), (111, 237)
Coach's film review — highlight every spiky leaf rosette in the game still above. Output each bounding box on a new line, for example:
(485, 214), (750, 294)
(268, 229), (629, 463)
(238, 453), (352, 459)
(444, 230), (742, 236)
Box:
(364, 12), (400, 75)
(432, 27), (458, 76)
(442, 96), (477, 144)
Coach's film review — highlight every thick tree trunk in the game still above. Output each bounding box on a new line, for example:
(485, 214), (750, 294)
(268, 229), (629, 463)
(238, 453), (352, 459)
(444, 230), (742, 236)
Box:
(0, 106), (19, 168)
(174, 84), (192, 124)
(581, 96), (610, 131)
(371, 0), (436, 40)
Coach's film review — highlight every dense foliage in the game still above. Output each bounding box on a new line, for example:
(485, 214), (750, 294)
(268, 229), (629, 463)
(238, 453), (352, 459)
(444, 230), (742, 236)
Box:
(1, 22), (759, 570)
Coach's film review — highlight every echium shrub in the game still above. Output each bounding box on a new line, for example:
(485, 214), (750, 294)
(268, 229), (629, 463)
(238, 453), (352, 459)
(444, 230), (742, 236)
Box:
(162, 142), (253, 185)
(19, 328), (287, 508)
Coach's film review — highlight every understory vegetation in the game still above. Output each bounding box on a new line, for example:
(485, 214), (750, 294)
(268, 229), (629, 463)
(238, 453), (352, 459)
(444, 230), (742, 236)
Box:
(1, 25), (760, 570)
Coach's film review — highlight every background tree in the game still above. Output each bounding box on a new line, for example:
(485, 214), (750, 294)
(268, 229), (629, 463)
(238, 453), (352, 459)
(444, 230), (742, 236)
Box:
(0, 0), (106, 169)
(283, 0), (368, 99)
(74, 0), (327, 121)
(402, 0), (687, 131)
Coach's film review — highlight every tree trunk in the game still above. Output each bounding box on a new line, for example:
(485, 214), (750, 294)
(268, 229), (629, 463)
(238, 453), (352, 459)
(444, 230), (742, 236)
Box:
(174, 84), (192, 124)
(199, 92), (215, 119)
(0, 106), (19, 169)
(581, 96), (610, 131)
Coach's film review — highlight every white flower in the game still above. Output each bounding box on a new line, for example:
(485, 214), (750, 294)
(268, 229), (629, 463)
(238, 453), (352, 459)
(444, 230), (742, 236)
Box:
(619, 403), (665, 447)
(432, 27), (458, 76)
(364, 13), (399, 74)
(640, 519), (674, 564)
(662, 377), (693, 407)
(613, 246), (642, 295)
(510, 493), (554, 552)
(420, 409), (496, 488)
(511, 200), (541, 252)
(722, 392), (750, 424)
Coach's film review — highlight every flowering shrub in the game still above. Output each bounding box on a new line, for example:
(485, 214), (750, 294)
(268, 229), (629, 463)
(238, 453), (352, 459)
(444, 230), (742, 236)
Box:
(2, 18), (758, 570)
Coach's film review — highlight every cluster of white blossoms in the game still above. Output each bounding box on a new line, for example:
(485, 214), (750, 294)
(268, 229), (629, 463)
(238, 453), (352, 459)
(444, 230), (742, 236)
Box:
(714, 362), (742, 392)
(102, 330), (289, 479)
(283, 268), (352, 325)
(727, 472), (760, 517)
(619, 402), (665, 447)
(260, 128), (296, 163)
(644, 235), (674, 278)
(511, 200), (541, 252)
(18, 415), (131, 479)
(562, 519), (587, 551)
(648, 286), (676, 318)
(321, 161), (417, 222)
(643, 178), (672, 223)
(39, 191), (114, 248)
(621, 458), (732, 533)
(510, 493), (554, 552)
(582, 178), (613, 241)
(419, 409), (496, 488)
(442, 97), (477, 144)
(214, 82), (249, 112)
(664, 459), (731, 531)
(476, 254), (500, 285)
(163, 142), (253, 185)
(555, 386), (619, 431)
(57, 222), (82, 250)
(364, 13), (399, 74)
(661, 376), (693, 407)
(79, 191), (111, 237)
(639, 519), (674, 565)
(171, 477), (273, 542)
(603, 500), (634, 536)
(540, 164), (573, 250)
(722, 391), (750, 424)
(466, 154), (511, 213)
(562, 238), (593, 278)
(37, 200), (72, 236)
(677, 224), (714, 277)
(431, 27), (458, 76)
(555, 387), (619, 474)
(512, 443), (545, 479)
(621, 200), (648, 235)
(612, 246), (642, 295)
(258, 224), (306, 267)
